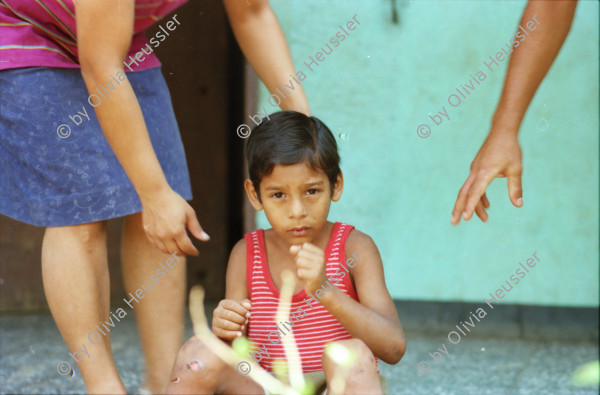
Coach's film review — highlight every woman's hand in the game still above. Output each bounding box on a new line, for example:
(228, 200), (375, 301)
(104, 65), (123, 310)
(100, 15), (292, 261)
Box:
(212, 299), (251, 341)
(140, 187), (209, 256)
(451, 127), (523, 224)
(75, 1), (209, 255)
(450, 1), (577, 225)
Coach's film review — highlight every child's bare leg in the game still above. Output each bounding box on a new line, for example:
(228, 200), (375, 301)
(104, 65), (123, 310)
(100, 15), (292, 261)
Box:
(122, 212), (185, 393)
(322, 339), (382, 395)
(42, 222), (126, 394)
(166, 336), (263, 394)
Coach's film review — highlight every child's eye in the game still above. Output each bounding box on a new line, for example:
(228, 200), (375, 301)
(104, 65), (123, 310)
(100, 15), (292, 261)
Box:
(272, 192), (284, 199)
(307, 189), (319, 195)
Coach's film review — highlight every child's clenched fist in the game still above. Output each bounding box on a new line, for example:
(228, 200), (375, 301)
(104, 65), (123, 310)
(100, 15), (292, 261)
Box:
(290, 242), (328, 295)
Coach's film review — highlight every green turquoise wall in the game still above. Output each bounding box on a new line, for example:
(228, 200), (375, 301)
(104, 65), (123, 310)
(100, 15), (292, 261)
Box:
(254, 0), (599, 307)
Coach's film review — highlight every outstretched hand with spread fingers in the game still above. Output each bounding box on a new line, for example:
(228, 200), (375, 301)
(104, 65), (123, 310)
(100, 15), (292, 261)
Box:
(451, 129), (523, 225)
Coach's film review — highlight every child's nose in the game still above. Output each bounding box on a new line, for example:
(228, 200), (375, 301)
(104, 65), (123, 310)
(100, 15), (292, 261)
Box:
(288, 198), (307, 218)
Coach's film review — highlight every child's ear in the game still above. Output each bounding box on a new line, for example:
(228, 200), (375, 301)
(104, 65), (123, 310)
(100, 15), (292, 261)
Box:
(331, 171), (344, 202)
(244, 179), (264, 211)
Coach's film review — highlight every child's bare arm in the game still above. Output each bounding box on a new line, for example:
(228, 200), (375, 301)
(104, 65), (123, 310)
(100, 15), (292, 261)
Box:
(212, 240), (251, 341)
(296, 231), (405, 364)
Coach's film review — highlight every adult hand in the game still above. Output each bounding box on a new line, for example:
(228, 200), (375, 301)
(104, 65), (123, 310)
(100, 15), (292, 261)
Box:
(451, 1), (577, 225)
(451, 128), (523, 224)
(75, 1), (209, 254)
(140, 188), (209, 256)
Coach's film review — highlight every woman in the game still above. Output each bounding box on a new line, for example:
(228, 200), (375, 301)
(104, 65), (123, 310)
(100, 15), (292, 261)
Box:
(0, 0), (309, 393)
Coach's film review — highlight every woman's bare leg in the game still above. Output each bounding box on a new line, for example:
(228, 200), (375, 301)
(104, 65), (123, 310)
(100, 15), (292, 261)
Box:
(122, 212), (186, 393)
(42, 222), (126, 394)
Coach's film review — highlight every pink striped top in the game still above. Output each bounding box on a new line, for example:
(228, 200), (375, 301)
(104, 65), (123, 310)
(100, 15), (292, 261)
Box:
(0, 0), (186, 71)
(245, 222), (360, 373)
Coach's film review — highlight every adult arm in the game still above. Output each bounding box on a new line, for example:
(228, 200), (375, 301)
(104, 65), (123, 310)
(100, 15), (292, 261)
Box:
(75, 0), (208, 254)
(451, 0), (577, 224)
(223, 0), (310, 115)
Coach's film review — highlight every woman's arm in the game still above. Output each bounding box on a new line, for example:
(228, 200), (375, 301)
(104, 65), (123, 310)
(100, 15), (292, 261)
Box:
(75, 0), (208, 255)
(491, 1), (577, 131)
(451, 0), (577, 225)
(223, 0), (310, 115)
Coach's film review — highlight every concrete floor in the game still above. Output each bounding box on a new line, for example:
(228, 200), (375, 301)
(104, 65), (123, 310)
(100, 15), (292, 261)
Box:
(1, 311), (598, 394)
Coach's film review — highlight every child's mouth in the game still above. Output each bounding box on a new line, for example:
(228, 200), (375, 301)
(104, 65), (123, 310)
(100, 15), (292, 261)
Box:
(289, 226), (309, 237)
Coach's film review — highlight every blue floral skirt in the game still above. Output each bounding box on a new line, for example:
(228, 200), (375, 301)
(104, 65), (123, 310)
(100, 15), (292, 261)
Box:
(0, 67), (192, 226)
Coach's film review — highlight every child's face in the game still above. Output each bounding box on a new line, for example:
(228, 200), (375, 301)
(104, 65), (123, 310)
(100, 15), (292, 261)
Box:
(245, 162), (343, 246)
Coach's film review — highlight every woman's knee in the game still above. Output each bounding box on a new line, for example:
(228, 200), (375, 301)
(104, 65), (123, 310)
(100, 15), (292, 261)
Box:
(46, 221), (107, 246)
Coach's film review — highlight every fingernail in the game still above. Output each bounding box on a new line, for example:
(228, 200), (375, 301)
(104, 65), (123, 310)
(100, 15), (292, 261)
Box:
(237, 332), (242, 337)
(517, 198), (523, 207)
(201, 231), (210, 240)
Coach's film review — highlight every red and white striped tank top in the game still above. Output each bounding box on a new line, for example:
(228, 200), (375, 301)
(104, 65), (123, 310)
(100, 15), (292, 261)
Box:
(245, 222), (359, 373)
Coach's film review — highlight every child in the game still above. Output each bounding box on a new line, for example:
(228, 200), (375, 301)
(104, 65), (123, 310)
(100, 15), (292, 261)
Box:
(166, 111), (405, 394)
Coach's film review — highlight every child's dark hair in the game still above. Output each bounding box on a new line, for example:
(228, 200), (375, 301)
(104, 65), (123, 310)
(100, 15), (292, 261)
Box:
(245, 111), (341, 199)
